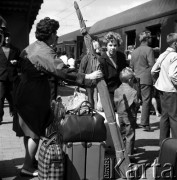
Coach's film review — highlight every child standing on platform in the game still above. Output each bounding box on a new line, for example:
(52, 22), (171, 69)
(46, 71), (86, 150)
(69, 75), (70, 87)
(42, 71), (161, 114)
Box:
(114, 67), (140, 159)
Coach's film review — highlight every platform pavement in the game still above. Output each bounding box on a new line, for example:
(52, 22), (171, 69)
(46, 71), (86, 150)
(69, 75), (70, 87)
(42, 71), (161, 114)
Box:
(0, 85), (161, 180)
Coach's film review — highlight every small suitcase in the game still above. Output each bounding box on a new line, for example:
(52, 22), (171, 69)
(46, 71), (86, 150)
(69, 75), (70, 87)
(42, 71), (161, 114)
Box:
(64, 142), (86, 180)
(86, 142), (105, 180)
(154, 138), (177, 179)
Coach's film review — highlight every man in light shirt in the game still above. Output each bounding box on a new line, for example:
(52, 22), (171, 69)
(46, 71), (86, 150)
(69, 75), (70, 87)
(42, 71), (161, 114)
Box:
(151, 33), (177, 145)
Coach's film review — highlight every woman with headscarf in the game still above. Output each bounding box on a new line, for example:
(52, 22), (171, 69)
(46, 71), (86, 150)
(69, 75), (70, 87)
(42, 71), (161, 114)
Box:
(13, 17), (102, 177)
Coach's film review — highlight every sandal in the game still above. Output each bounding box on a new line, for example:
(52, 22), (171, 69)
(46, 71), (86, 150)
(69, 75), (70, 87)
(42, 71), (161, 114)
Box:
(20, 168), (38, 177)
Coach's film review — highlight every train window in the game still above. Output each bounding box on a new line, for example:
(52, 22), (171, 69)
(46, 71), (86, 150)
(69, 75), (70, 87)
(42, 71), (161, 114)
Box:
(146, 24), (161, 59)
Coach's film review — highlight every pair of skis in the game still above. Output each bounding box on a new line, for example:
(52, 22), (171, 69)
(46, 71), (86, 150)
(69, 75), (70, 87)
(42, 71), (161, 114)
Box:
(74, 1), (132, 179)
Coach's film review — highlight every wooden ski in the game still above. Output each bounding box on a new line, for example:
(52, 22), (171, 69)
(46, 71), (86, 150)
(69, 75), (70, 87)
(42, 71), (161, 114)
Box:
(74, 1), (131, 178)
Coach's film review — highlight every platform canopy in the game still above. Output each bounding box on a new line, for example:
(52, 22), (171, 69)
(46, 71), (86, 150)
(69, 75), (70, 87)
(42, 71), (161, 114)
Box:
(0, 0), (43, 31)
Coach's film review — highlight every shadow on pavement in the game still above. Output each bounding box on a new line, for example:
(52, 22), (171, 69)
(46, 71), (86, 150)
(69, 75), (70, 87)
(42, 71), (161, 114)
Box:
(0, 158), (38, 180)
(136, 139), (159, 149)
(151, 121), (160, 129)
(129, 146), (160, 179)
(0, 158), (23, 178)
(135, 138), (159, 164)
(12, 172), (38, 180)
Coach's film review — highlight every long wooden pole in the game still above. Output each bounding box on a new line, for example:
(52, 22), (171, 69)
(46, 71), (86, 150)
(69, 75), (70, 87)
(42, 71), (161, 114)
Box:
(74, 1), (131, 178)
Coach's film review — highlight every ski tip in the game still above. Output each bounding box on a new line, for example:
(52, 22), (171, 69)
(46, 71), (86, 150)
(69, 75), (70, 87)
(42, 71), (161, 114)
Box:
(74, 1), (78, 9)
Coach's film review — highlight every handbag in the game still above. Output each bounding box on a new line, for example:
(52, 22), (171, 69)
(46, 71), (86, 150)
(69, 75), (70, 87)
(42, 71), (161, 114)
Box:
(38, 132), (64, 180)
(60, 101), (107, 142)
(67, 87), (88, 111)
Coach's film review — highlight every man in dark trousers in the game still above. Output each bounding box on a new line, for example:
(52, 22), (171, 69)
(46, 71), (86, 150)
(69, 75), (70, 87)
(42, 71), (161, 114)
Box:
(130, 30), (155, 131)
(0, 31), (20, 123)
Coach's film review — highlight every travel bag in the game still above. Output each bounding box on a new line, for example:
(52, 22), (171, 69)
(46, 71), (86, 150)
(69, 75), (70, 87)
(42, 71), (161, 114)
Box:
(67, 87), (88, 111)
(60, 101), (107, 142)
(154, 138), (177, 179)
(64, 142), (105, 180)
(63, 142), (86, 180)
(86, 142), (105, 180)
(38, 132), (64, 180)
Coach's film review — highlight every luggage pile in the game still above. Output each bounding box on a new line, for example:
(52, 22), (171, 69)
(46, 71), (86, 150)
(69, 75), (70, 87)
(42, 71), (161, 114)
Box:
(38, 97), (108, 180)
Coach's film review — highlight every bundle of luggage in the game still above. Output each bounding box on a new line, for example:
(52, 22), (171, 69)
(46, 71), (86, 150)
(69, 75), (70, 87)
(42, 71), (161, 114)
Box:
(38, 97), (108, 180)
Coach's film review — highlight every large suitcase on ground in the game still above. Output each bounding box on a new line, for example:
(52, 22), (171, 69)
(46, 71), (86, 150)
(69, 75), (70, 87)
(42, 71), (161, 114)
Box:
(86, 142), (105, 180)
(154, 138), (177, 180)
(64, 142), (86, 180)
(64, 142), (105, 180)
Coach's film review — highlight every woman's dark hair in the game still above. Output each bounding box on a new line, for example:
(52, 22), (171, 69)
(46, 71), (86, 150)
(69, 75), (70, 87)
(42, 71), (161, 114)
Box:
(35, 17), (59, 41)
(103, 31), (123, 47)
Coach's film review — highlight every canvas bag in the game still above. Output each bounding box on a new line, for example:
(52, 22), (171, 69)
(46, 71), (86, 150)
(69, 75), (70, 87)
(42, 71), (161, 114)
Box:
(67, 87), (88, 111)
(38, 132), (64, 180)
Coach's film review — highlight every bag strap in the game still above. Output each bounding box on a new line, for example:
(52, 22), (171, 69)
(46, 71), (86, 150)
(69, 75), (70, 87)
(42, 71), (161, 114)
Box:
(74, 101), (93, 115)
(46, 134), (57, 147)
(79, 101), (91, 109)
(45, 133), (63, 161)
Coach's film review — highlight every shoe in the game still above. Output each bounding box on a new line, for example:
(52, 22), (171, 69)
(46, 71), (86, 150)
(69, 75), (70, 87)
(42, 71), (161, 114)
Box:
(20, 169), (38, 177)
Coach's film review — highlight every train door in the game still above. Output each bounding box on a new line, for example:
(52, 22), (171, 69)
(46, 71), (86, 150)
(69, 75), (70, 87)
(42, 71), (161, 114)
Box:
(146, 24), (161, 59)
(125, 30), (136, 65)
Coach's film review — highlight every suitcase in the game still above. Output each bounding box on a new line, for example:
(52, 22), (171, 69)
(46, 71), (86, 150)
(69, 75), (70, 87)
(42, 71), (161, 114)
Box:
(64, 142), (105, 180)
(86, 142), (105, 180)
(154, 138), (177, 179)
(64, 142), (86, 180)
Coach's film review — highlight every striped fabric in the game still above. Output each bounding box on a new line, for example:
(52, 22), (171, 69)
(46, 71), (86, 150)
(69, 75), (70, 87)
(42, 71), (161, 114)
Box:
(38, 136), (64, 180)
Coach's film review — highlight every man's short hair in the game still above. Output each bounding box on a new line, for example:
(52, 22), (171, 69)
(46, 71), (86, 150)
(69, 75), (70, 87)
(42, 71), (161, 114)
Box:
(119, 67), (135, 83)
(166, 33), (177, 45)
(139, 30), (151, 42)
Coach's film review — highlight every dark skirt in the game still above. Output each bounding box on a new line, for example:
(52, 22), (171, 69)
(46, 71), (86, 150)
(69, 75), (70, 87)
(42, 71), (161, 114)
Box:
(13, 113), (39, 139)
(13, 74), (53, 138)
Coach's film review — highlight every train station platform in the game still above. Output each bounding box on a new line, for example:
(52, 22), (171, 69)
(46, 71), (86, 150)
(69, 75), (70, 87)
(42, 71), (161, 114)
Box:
(0, 85), (160, 180)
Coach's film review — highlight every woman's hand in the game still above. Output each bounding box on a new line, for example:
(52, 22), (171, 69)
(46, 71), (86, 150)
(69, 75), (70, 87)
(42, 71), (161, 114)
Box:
(10, 60), (17, 65)
(85, 70), (103, 80)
